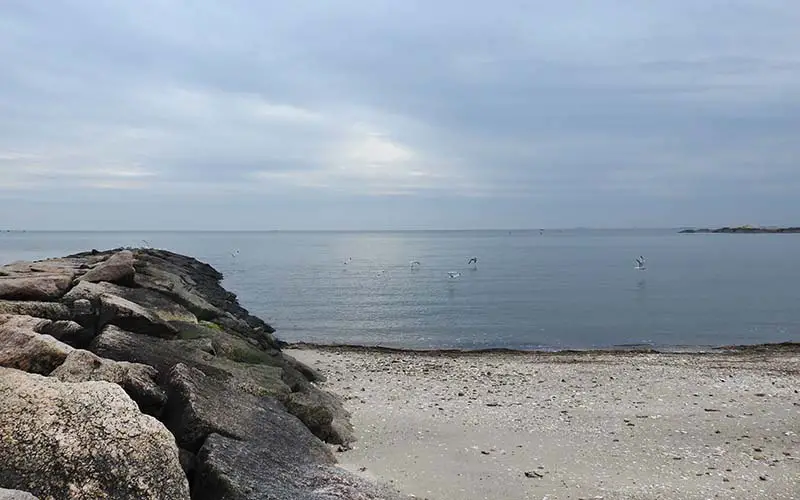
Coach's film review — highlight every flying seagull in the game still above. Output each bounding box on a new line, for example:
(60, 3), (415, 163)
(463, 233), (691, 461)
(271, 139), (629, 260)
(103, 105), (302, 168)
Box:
(467, 257), (478, 265)
(409, 260), (421, 268)
(231, 249), (240, 258)
(634, 256), (646, 270)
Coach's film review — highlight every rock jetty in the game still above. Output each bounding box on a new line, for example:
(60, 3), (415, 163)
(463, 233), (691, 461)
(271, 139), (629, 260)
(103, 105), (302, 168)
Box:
(0, 248), (401, 500)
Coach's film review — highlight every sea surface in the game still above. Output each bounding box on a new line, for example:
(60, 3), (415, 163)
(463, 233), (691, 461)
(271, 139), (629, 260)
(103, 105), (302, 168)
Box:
(1, 230), (798, 350)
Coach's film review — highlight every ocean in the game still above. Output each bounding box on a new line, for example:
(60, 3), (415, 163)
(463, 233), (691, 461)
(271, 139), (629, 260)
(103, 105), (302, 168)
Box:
(1, 230), (798, 350)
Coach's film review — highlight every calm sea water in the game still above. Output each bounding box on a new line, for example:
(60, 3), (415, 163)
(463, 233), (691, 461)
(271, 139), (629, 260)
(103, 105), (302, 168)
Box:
(1, 230), (798, 350)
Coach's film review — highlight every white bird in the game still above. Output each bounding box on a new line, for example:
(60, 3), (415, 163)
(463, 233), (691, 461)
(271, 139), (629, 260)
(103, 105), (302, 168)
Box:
(343, 257), (352, 265)
(409, 260), (421, 269)
(447, 271), (461, 279)
(231, 249), (240, 258)
(467, 257), (478, 265)
(634, 255), (646, 270)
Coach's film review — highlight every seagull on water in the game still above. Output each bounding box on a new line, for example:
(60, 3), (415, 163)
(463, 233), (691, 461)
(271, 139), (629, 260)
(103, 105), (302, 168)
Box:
(447, 271), (462, 279)
(634, 255), (646, 270)
(409, 260), (421, 269)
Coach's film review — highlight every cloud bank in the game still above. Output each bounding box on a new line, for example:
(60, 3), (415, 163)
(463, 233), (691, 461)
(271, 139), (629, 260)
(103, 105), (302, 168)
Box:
(2, 0), (799, 229)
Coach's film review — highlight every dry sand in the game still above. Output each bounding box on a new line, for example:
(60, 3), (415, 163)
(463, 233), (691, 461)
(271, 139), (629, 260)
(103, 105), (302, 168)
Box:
(288, 346), (800, 500)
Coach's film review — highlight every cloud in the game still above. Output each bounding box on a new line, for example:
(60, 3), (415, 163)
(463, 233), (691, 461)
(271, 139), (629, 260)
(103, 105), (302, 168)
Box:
(1, 0), (800, 228)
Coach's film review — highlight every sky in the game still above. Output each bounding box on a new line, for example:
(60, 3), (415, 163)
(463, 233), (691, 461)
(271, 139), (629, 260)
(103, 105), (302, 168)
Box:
(1, 1), (799, 230)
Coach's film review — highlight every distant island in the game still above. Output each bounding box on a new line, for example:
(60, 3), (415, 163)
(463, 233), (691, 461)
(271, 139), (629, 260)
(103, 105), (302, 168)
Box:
(679, 226), (800, 234)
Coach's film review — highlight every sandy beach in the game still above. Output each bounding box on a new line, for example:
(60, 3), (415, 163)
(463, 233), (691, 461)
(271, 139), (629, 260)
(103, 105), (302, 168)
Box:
(289, 346), (800, 500)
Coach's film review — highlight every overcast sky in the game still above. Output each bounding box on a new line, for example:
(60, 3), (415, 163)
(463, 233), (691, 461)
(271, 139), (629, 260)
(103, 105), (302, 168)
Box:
(1, 1), (799, 230)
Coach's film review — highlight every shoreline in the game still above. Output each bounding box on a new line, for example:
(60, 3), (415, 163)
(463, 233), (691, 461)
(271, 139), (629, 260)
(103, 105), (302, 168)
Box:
(287, 341), (800, 356)
(290, 346), (800, 500)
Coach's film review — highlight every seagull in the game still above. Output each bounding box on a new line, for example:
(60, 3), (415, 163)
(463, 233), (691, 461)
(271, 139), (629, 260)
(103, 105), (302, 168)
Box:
(467, 257), (478, 265)
(141, 239), (151, 248)
(231, 249), (240, 258)
(344, 257), (353, 265)
(409, 260), (421, 269)
(447, 271), (462, 279)
(634, 255), (646, 270)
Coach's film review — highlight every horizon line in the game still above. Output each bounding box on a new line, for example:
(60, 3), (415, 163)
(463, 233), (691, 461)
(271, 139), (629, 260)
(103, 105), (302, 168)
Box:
(0, 227), (703, 233)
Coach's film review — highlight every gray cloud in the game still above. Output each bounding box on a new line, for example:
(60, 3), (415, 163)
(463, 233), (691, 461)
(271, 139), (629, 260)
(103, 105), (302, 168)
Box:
(1, 0), (799, 229)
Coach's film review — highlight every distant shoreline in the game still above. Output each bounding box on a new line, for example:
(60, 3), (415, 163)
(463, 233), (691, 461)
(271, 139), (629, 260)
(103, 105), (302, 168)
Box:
(679, 226), (800, 234)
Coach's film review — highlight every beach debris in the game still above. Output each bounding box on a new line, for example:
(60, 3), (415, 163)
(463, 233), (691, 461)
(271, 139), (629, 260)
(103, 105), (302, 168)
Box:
(524, 471), (544, 478)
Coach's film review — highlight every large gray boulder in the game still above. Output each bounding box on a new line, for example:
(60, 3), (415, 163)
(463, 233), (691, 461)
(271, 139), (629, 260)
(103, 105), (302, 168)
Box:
(132, 252), (225, 321)
(0, 489), (38, 500)
(64, 279), (197, 325)
(91, 324), (237, 381)
(0, 260), (78, 302)
(163, 364), (397, 500)
(79, 249), (136, 285)
(0, 315), (73, 374)
(63, 281), (179, 338)
(51, 349), (166, 416)
(36, 320), (87, 346)
(287, 387), (354, 446)
(0, 367), (190, 499)
(163, 363), (333, 460)
(99, 293), (178, 338)
(0, 275), (73, 301)
(195, 433), (403, 500)
(92, 323), (356, 445)
(0, 300), (72, 321)
(92, 324), (295, 400)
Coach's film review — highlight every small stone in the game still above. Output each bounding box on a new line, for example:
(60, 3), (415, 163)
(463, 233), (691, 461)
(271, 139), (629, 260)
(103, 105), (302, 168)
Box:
(524, 471), (544, 479)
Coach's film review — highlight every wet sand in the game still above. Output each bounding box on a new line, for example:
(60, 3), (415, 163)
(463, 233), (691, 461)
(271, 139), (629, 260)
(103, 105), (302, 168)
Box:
(288, 345), (800, 500)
